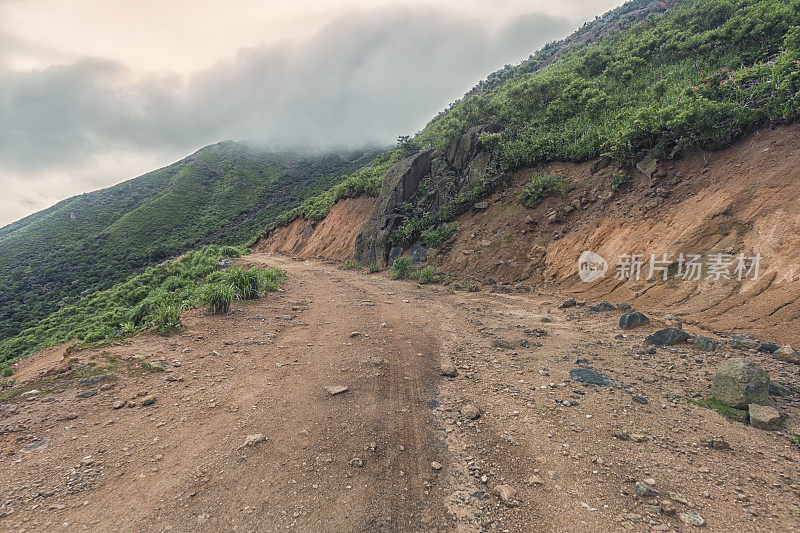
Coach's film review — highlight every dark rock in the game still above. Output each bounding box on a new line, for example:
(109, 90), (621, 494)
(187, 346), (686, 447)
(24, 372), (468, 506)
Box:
(758, 342), (780, 354)
(388, 246), (403, 264)
(559, 299), (576, 309)
(645, 327), (691, 346)
(693, 336), (718, 352)
(569, 368), (611, 387)
(408, 243), (428, 263)
(632, 395), (648, 405)
(77, 389), (98, 399)
(635, 481), (659, 498)
(486, 277), (498, 285)
(589, 301), (615, 312)
(729, 334), (760, 351)
(620, 311), (649, 330)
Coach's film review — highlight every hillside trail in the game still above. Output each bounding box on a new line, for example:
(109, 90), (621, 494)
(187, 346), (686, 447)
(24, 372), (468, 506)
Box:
(2, 253), (799, 532)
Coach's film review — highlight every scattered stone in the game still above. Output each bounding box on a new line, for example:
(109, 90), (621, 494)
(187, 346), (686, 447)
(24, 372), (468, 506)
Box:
(348, 457), (364, 468)
(77, 389), (98, 399)
(527, 475), (544, 486)
(630, 433), (649, 443)
(348, 331), (362, 338)
(140, 395), (157, 406)
(492, 339), (514, 349)
(144, 361), (171, 372)
(620, 311), (649, 330)
(772, 345), (800, 365)
(559, 298), (576, 309)
(439, 362), (458, 377)
(702, 437), (731, 450)
(748, 403), (782, 430)
(431, 461), (443, 471)
(23, 437), (51, 452)
(589, 301), (615, 312)
(679, 511), (706, 527)
(711, 358), (769, 409)
(632, 395), (648, 405)
(325, 385), (349, 396)
(693, 336), (718, 352)
(238, 434), (266, 449)
(112, 400), (125, 410)
(729, 334), (760, 351)
(494, 484), (518, 505)
(460, 403), (481, 420)
(660, 500), (677, 515)
(569, 368), (611, 387)
(646, 328), (691, 346)
(635, 481), (659, 498)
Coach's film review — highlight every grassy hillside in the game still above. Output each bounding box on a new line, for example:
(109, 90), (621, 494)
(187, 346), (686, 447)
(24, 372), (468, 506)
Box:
(415, 0), (800, 167)
(0, 143), (384, 341)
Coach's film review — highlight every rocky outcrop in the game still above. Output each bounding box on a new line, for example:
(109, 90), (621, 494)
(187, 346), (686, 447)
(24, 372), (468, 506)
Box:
(355, 124), (503, 266)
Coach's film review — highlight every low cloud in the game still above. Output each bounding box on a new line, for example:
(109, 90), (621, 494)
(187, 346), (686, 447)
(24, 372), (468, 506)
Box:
(0, 5), (574, 225)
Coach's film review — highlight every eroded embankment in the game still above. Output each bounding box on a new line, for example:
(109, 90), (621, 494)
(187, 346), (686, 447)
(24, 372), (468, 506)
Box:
(251, 196), (374, 261)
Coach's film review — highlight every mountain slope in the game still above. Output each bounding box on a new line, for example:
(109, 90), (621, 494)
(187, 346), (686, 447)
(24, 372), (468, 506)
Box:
(0, 143), (384, 341)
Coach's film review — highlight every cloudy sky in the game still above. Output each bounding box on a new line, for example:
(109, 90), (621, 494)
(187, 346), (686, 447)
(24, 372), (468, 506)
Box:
(0, 0), (622, 226)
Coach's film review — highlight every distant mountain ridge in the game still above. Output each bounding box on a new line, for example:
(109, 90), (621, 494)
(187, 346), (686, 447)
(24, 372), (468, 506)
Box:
(0, 142), (384, 340)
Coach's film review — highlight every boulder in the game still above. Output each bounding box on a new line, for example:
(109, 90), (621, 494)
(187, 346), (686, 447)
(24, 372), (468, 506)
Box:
(710, 359), (768, 409)
(748, 404), (782, 430)
(645, 327), (691, 346)
(569, 368), (611, 386)
(619, 311), (649, 330)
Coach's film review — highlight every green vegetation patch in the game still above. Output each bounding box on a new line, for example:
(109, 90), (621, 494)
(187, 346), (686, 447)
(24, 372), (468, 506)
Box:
(520, 173), (569, 207)
(338, 260), (362, 271)
(687, 396), (748, 422)
(0, 245), (286, 369)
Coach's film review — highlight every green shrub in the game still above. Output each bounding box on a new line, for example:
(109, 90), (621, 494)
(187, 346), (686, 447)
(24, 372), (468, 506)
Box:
(1, 366), (14, 377)
(421, 224), (457, 248)
(260, 267), (287, 292)
(202, 283), (234, 314)
(417, 266), (437, 284)
(224, 267), (262, 299)
(151, 296), (186, 333)
(391, 257), (416, 280)
(368, 261), (382, 273)
(339, 260), (362, 271)
(520, 174), (568, 207)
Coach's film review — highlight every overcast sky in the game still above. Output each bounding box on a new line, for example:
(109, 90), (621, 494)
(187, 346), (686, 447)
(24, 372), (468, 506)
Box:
(0, 0), (623, 226)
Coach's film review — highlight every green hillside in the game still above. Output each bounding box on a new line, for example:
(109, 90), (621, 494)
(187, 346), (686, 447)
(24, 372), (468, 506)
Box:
(0, 143), (384, 341)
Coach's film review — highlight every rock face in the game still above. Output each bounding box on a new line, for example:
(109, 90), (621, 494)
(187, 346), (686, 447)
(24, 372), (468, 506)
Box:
(711, 359), (769, 409)
(748, 403), (782, 430)
(354, 124), (504, 266)
(645, 327), (691, 346)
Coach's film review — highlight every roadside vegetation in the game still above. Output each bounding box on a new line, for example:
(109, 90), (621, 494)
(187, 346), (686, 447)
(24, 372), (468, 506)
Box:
(0, 245), (286, 372)
(520, 174), (569, 207)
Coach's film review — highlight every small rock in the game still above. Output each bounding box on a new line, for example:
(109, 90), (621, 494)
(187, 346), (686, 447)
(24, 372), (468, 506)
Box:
(646, 328), (691, 346)
(112, 400), (125, 410)
(693, 336), (718, 352)
(238, 434), (266, 449)
(729, 334), (760, 351)
(679, 510), (705, 527)
(527, 475), (544, 486)
(440, 362), (458, 377)
(494, 484), (517, 505)
(660, 500), (676, 515)
(632, 395), (648, 405)
(569, 368), (611, 387)
(635, 481), (659, 498)
(772, 345), (800, 365)
(460, 403), (481, 420)
(140, 395), (156, 406)
(349, 457), (364, 468)
(77, 389), (98, 399)
(748, 403), (782, 430)
(559, 298), (576, 309)
(588, 301), (615, 312)
(620, 311), (649, 330)
(325, 385), (349, 396)
(431, 461), (443, 471)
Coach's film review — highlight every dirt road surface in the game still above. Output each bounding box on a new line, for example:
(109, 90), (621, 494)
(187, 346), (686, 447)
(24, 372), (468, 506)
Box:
(2, 254), (799, 532)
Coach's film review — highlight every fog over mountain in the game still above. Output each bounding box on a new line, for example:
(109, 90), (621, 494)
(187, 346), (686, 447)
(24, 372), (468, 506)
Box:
(0, 0), (621, 225)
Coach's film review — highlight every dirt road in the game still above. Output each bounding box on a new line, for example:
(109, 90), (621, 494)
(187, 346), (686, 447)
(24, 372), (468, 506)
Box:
(2, 254), (799, 532)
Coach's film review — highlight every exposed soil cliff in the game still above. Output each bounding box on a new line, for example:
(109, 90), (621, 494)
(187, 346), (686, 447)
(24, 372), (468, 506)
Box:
(251, 196), (375, 261)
